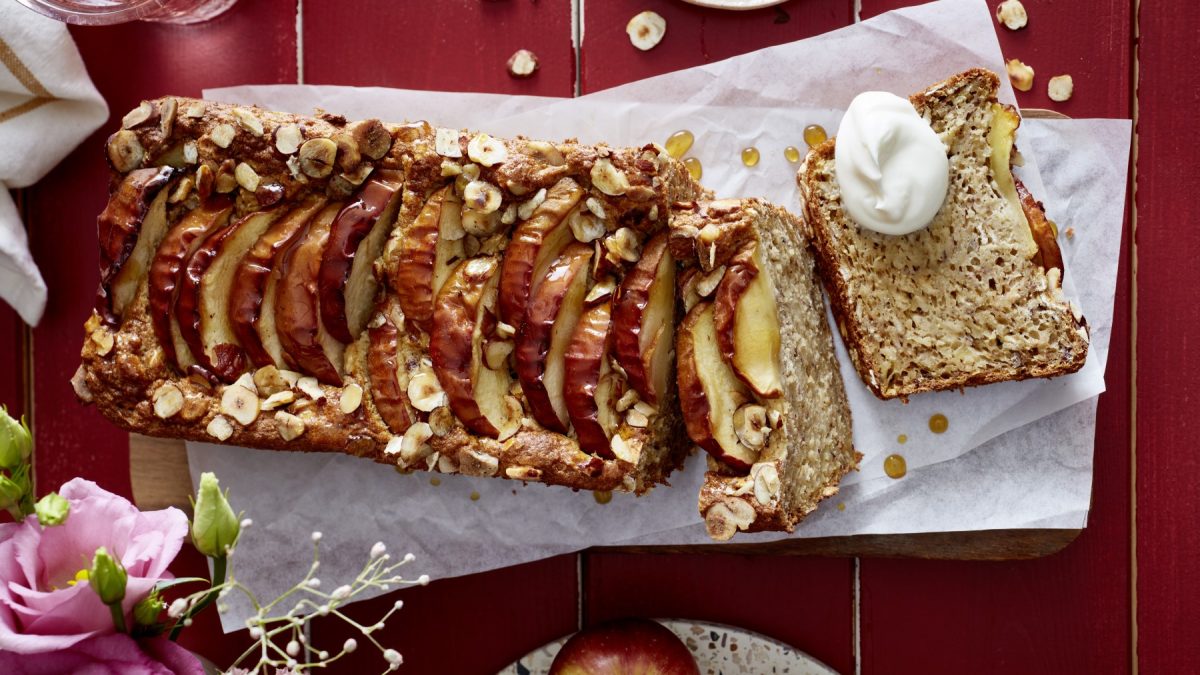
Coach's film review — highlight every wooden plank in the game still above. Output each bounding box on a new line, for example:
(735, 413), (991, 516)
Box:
(583, 552), (855, 674)
(302, 0), (577, 97)
(0, 304), (25, 419)
(580, 0), (851, 94)
(1134, 0), (1200, 671)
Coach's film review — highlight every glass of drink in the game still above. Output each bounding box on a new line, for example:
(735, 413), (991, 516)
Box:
(13, 0), (238, 25)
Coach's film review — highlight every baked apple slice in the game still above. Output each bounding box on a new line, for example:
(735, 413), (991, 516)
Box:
(276, 203), (347, 385)
(677, 302), (757, 470)
(229, 196), (327, 369)
(515, 242), (593, 433)
(367, 310), (413, 434)
(431, 256), (520, 439)
(393, 187), (465, 332)
(497, 177), (585, 329)
(96, 166), (174, 325)
(713, 243), (783, 398)
(319, 171), (403, 343)
(148, 197), (234, 371)
(611, 231), (676, 405)
(564, 297), (619, 457)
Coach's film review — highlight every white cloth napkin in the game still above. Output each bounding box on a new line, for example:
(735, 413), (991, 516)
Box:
(0, 4), (108, 325)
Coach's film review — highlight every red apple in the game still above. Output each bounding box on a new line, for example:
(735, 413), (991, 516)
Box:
(563, 298), (618, 457)
(611, 231), (676, 406)
(712, 243), (783, 398)
(549, 618), (700, 675)
(367, 309), (414, 434)
(95, 166), (174, 325)
(275, 203), (347, 385)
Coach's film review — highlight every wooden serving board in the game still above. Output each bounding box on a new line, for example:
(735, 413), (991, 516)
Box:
(129, 108), (1080, 562)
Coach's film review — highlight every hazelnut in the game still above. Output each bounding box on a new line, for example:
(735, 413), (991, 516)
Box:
(206, 415), (234, 441)
(462, 180), (503, 214)
(399, 422), (434, 466)
(296, 376), (326, 401)
(752, 463), (781, 504)
(435, 128), (463, 158)
(298, 138), (337, 178)
(505, 466), (543, 481)
(253, 365), (288, 396)
(462, 207), (503, 236)
(231, 108), (264, 137)
(517, 188), (548, 220)
(152, 383), (184, 419)
(604, 227), (641, 263)
(184, 102), (205, 118)
(733, 404), (770, 450)
(182, 141), (198, 165)
(348, 119), (392, 160)
(610, 434), (642, 464)
(995, 0), (1028, 30)
(585, 197), (608, 220)
(590, 158), (631, 196)
(260, 390), (295, 411)
(122, 101), (154, 129)
(234, 162), (260, 192)
(585, 277), (616, 304)
(467, 133), (508, 167)
(1006, 58), (1035, 92)
(568, 210), (606, 244)
(339, 383), (363, 414)
(107, 131), (144, 173)
(158, 98), (177, 138)
(275, 124), (303, 155)
(523, 140), (565, 166)
(1048, 74), (1074, 102)
(220, 384), (260, 426)
(507, 49), (539, 78)
(90, 328), (115, 356)
(332, 132), (361, 172)
(408, 370), (447, 412)
(209, 123), (236, 149)
(461, 448), (500, 477)
(695, 265), (726, 298)
(704, 498), (756, 541)
(275, 411), (306, 441)
(626, 11), (667, 51)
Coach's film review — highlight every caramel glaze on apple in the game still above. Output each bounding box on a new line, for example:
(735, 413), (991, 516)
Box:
(275, 203), (346, 386)
(148, 197), (234, 371)
(611, 231), (674, 405)
(95, 166), (174, 326)
(1015, 177), (1064, 276)
(431, 257), (503, 437)
(564, 299), (616, 458)
(392, 187), (451, 332)
(515, 242), (594, 433)
(319, 174), (402, 344)
(366, 313), (414, 433)
(228, 196), (327, 369)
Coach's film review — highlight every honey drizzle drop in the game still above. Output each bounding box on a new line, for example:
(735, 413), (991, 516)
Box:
(741, 146), (760, 167)
(683, 157), (703, 180)
(929, 413), (949, 434)
(897, 434), (907, 445)
(469, 490), (481, 501)
(803, 124), (827, 148)
(593, 490), (613, 505)
(884, 454), (908, 479)
(784, 145), (801, 163)
(430, 477), (441, 486)
(665, 130), (694, 159)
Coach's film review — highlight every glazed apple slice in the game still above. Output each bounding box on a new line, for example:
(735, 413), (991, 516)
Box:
(95, 166), (175, 325)
(497, 177), (585, 328)
(713, 243), (784, 398)
(229, 196), (327, 369)
(564, 298), (618, 457)
(393, 187), (465, 332)
(611, 231), (676, 405)
(677, 302), (757, 470)
(431, 256), (520, 439)
(148, 197), (234, 371)
(276, 203), (347, 385)
(367, 310), (414, 434)
(515, 242), (594, 433)
(319, 171), (404, 343)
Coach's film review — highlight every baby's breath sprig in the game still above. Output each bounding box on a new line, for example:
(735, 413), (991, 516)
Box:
(170, 523), (428, 674)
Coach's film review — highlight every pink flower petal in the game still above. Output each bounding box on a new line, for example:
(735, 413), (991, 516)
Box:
(0, 632), (205, 674)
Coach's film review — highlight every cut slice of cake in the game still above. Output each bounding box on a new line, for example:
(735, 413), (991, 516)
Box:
(797, 68), (1089, 400)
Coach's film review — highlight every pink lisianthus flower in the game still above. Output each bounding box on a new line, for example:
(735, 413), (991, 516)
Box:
(0, 478), (190, 656)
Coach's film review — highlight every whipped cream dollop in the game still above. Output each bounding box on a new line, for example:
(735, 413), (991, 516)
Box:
(834, 91), (949, 235)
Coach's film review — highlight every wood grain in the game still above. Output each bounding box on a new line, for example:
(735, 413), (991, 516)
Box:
(1134, 0), (1200, 670)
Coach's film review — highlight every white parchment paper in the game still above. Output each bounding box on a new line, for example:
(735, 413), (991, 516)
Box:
(190, 0), (1131, 628)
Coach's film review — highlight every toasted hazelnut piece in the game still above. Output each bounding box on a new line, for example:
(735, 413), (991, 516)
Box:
(90, 328), (115, 356)
(253, 365), (289, 396)
(633, 400), (656, 417)
(168, 177), (194, 204)
(209, 123), (236, 149)
(568, 210), (606, 244)
(437, 453), (459, 474)
(278, 369), (302, 387)
(734, 404), (770, 450)
(348, 119), (392, 160)
(467, 133), (508, 167)
(507, 49), (539, 78)
(704, 498), (756, 541)
(752, 463), (781, 504)
(71, 365), (93, 403)
(590, 158), (631, 196)
(158, 98), (177, 138)
(408, 370), (447, 412)
(214, 162), (237, 193)
(122, 101), (154, 129)
(461, 448), (500, 477)
(517, 188), (548, 221)
(995, 0), (1028, 30)
(296, 376), (326, 401)
(152, 383), (184, 419)
(627, 10), (667, 51)
(184, 102), (205, 118)
(234, 162), (260, 192)
(604, 227), (641, 263)
(615, 389), (639, 413)
(428, 407), (456, 436)
(626, 409), (649, 428)
(231, 108), (264, 137)
(463, 180), (503, 214)
(260, 390), (295, 411)
(220, 384), (260, 426)
(435, 128), (463, 158)
(484, 340), (514, 371)
(298, 138), (337, 178)
(523, 140), (566, 166)
(462, 208), (503, 236)
(1048, 74), (1074, 102)
(441, 160), (464, 177)
(339, 383), (364, 414)
(695, 265), (726, 298)
(767, 408), (782, 429)
(1006, 59), (1035, 92)
(206, 415), (234, 441)
(331, 132), (361, 173)
(107, 130), (145, 173)
(195, 164), (214, 198)
(585, 197), (608, 220)
(610, 434), (642, 464)
(182, 141), (198, 165)
(586, 277), (617, 304)
(499, 204), (518, 227)
(383, 436), (403, 456)
(275, 411), (306, 441)
(275, 124), (303, 155)
(400, 422), (434, 466)
(232, 372), (258, 395)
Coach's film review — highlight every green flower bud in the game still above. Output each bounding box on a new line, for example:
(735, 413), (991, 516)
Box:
(0, 474), (25, 512)
(133, 589), (166, 628)
(191, 472), (239, 559)
(0, 408), (31, 471)
(34, 492), (69, 526)
(89, 547), (127, 606)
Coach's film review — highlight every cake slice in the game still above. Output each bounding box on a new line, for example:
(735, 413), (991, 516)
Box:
(797, 68), (1089, 400)
(670, 200), (858, 539)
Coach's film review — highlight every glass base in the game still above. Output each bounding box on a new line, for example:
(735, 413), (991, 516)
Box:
(14, 0), (237, 26)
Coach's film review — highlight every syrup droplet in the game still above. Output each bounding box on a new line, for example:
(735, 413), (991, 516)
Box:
(803, 124), (827, 148)
(683, 157), (703, 180)
(784, 145), (801, 163)
(741, 146), (760, 167)
(837, 502), (846, 512)
(430, 477), (441, 486)
(593, 490), (613, 505)
(884, 454), (907, 479)
(929, 413), (949, 434)
(897, 434), (907, 445)
(665, 130), (694, 159)
(469, 491), (481, 501)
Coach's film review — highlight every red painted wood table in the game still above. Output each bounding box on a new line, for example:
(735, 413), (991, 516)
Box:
(7, 0), (1192, 671)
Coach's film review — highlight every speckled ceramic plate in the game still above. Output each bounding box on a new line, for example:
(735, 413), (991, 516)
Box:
(499, 619), (840, 675)
(681, 0), (789, 10)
